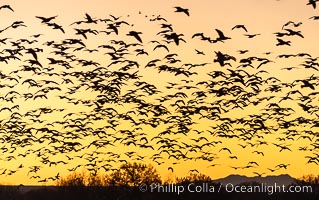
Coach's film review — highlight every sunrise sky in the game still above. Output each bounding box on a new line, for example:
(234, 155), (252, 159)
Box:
(0, 0), (319, 185)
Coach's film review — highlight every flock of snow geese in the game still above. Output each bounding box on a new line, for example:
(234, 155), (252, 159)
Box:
(0, 1), (318, 183)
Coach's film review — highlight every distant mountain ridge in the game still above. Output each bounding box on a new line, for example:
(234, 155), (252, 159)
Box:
(212, 174), (297, 186)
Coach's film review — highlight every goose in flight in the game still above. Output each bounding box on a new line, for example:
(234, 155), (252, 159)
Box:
(253, 172), (265, 177)
(219, 147), (232, 154)
(174, 6), (190, 16)
(244, 33), (260, 38)
(168, 167), (174, 172)
(0, 5), (14, 12)
(195, 49), (205, 55)
(164, 33), (186, 45)
(215, 29), (231, 42)
(309, 15), (319, 20)
(46, 22), (65, 33)
(281, 66), (299, 71)
(284, 28), (304, 38)
(36, 15), (58, 23)
(307, 0), (319, 9)
(282, 21), (302, 29)
(127, 31), (143, 43)
(84, 13), (97, 24)
(231, 24), (248, 32)
(276, 38), (291, 46)
(276, 164), (290, 169)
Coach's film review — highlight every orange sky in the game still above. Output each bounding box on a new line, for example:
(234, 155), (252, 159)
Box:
(0, 0), (319, 185)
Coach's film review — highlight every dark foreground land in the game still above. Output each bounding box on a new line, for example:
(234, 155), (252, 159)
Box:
(0, 184), (318, 200)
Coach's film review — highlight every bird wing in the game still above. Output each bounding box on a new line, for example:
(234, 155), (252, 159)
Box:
(215, 29), (225, 38)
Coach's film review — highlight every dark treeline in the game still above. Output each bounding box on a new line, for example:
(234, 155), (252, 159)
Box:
(0, 162), (318, 200)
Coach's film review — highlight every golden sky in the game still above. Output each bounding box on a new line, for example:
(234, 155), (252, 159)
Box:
(0, 0), (319, 185)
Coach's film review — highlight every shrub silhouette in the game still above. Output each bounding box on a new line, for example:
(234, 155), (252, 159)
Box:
(56, 171), (87, 187)
(176, 173), (212, 184)
(56, 162), (161, 188)
(297, 174), (319, 185)
(107, 162), (161, 187)
(56, 171), (109, 187)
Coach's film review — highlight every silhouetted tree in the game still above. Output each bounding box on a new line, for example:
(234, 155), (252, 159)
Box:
(56, 171), (109, 187)
(56, 172), (87, 187)
(176, 173), (211, 184)
(107, 162), (161, 187)
(297, 174), (319, 185)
